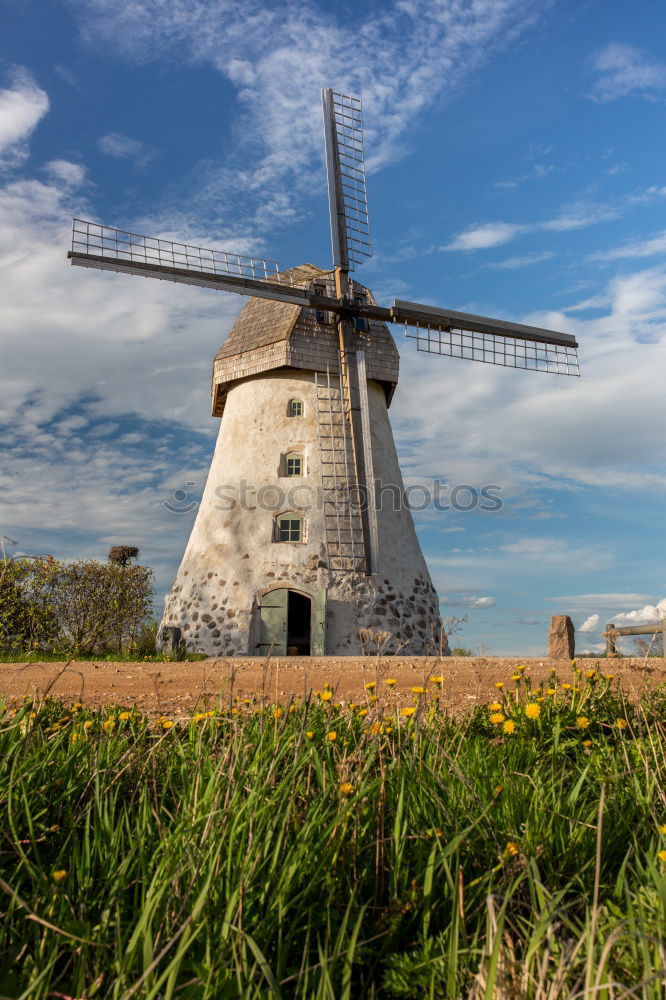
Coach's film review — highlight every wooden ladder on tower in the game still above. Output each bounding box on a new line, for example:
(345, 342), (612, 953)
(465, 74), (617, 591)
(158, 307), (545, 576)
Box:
(315, 358), (365, 572)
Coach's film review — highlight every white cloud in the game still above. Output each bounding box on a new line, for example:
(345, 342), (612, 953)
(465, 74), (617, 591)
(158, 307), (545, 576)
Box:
(613, 598), (666, 625)
(440, 594), (495, 608)
(70, 0), (547, 232)
(591, 230), (666, 262)
(487, 251), (554, 270)
(98, 132), (155, 167)
(45, 160), (86, 187)
(0, 68), (49, 169)
(579, 613), (599, 632)
(446, 201), (621, 253)
(589, 43), (666, 103)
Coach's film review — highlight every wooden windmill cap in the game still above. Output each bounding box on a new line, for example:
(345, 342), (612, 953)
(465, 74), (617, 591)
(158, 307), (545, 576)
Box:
(211, 265), (399, 418)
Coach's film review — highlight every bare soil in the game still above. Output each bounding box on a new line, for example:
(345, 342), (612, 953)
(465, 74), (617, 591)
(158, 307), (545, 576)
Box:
(1, 656), (664, 718)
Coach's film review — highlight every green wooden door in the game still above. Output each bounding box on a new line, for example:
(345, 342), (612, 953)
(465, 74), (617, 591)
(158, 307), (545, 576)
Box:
(259, 589), (288, 655)
(311, 588), (327, 656)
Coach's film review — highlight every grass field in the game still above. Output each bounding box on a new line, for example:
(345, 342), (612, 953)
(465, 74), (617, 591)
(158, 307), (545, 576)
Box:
(1, 664), (665, 998)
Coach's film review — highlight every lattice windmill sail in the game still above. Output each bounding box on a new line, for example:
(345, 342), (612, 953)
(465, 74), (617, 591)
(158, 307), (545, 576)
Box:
(67, 89), (579, 658)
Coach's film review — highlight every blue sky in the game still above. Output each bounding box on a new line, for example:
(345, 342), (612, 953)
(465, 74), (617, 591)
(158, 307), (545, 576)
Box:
(1, 0), (665, 654)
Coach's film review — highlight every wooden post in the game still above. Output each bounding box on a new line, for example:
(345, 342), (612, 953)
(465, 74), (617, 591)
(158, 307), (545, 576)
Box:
(605, 623), (618, 658)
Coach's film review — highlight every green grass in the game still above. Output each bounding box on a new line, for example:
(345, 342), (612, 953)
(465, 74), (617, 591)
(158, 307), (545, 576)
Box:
(1, 670), (665, 998)
(0, 650), (207, 662)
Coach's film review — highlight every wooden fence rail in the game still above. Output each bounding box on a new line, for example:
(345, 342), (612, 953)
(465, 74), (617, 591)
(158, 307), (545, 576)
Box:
(604, 621), (666, 659)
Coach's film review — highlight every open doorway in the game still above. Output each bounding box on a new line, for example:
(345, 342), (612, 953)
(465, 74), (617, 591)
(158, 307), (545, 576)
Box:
(287, 591), (311, 655)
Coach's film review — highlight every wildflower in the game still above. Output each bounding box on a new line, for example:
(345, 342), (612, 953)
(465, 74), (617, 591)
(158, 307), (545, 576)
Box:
(511, 674), (521, 681)
(429, 676), (444, 684)
(70, 733), (79, 744)
(582, 739), (592, 748)
(205, 710), (215, 717)
(52, 870), (67, 883)
(585, 670), (596, 680)
(525, 703), (540, 720)
(615, 719), (627, 730)
(489, 712), (505, 726)
(273, 708), (282, 719)
(327, 731), (337, 742)
(604, 673), (613, 681)
(320, 690), (333, 702)
(339, 782), (354, 796)
(400, 707), (416, 718)
(364, 681), (376, 691)
(547, 688), (557, 696)
(358, 708), (368, 718)
(503, 720), (516, 735)
(536, 697), (545, 703)
(505, 842), (520, 857)
(659, 850), (666, 863)
(243, 698), (251, 705)
(386, 678), (397, 687)
(562, 683), (572, 691)
(489, 702), (502, 712)
(306, 731), (314, 740)
(102, 718), (114, 732)
(576, 717), (590, 729)
(516, 665), (526, 672)
(369, 721), (382, 735)
(83, 720), (92, 730)
(411, 686), (426, 695)
(119, 711), (131, 721)
(161, 720), (174, 729)
(659, 824), (666, 836)
(495, 682), (505, 689)
(368, 695), (378, 704)
(71, 703), (83, 711)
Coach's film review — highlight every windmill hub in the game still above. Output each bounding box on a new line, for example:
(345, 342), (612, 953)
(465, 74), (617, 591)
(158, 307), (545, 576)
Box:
(67, 88), (579, 656)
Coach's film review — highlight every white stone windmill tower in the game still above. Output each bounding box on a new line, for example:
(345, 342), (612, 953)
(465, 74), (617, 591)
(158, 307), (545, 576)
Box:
(68, 90), (579, 656)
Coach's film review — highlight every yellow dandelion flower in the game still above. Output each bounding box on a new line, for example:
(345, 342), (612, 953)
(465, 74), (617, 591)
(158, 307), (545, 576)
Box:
(489, 702), (502, 712)
(658, 850), (666, 863)
(495, 682), (505, 689)
(70, 733), (79, 744)
(429, 676), (444, 684)
(582, 739), (592, 748)
(505, 842), (519, 857)
(525, 703), (541, 720)
(273, 708), (282, 719)
(503, 720), (516, 735)
(516, 664), (526, 672)
(547, 688), (557, 696)
(324, 682), (332, 690)
(71, 702), (83, 711)
(562, 683), (572, 691)
(102, 718), (114, 732)
(364, 681), (376, 691)
(368, 695), (378, 704)
(306, 731), (314, 739)
(327, 731), (337, 742)
(576, 717), (590, 729)
(52, 870), (67, 883)
(400, 706), (416, 718)
(511, 674), (522, 681)
(604, 673), (613, 681)
(161, 720), (174, 729)
(339, 782), (354, 796)
(119, 711), (131, 721)
(658, 824), (666, 835)
(615, 719), (627, 730)
(205, 710), (215, 717)
(411, 686), (426, 695)
(83, 720), (92, 730)
(320, 690), (333, 702)
(369, 721), (381, 735)
(489, 712), (505, 725)
(386, 678), (397, 687)
(585, 670), (596, 680)
(358, 708), (368, 718)
(243, 698), (251, 705)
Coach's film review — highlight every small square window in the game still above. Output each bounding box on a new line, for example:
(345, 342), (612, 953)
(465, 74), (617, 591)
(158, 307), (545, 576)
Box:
(277, 517), (302, 542)
(288, 399), (303, 417)
(286, 454), (302, 476)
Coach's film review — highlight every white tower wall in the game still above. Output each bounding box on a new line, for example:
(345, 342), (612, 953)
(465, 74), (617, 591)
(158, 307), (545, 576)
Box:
(161, 368), (440, 655)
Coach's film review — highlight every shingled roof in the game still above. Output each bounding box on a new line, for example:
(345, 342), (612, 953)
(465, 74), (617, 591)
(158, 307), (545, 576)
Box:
(211, 265), (400, 418)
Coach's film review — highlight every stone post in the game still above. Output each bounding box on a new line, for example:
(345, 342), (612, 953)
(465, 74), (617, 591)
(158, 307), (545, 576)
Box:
(548, 615), (575, 659)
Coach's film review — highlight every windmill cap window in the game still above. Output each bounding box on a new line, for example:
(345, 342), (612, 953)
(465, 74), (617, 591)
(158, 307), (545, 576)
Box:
(288, 399), (303, 417)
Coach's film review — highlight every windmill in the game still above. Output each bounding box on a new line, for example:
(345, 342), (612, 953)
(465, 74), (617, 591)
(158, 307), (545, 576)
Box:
(67, 89), (579, 657)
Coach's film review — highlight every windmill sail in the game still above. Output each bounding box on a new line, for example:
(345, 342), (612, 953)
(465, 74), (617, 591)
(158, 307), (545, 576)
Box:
(392, 300), (579, 376)
(322, 89), (371, 271)
(68, 220), (309, 306)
